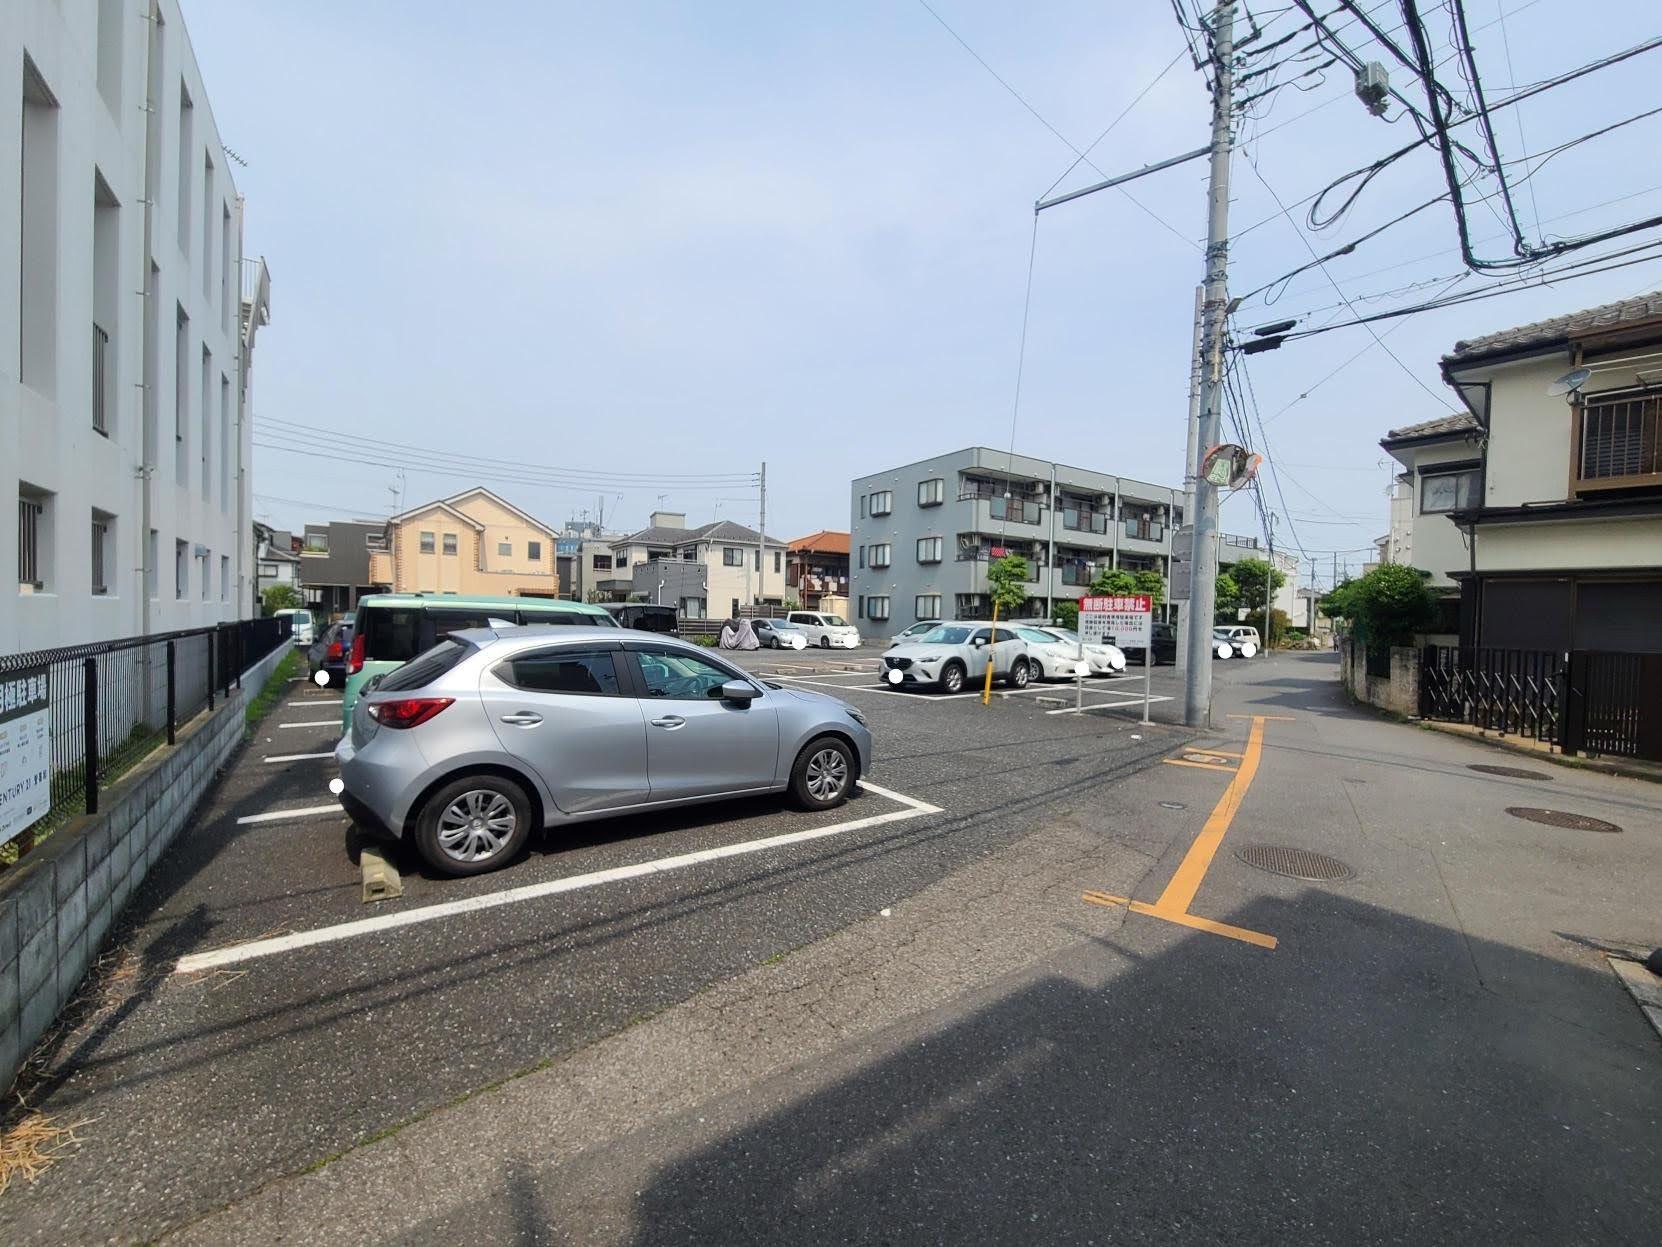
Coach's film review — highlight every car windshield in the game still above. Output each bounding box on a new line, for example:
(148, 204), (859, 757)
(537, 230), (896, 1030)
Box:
(916, 625), (972, 646)
(1212, 628), (1232, 638)
(821, 616), (849, 628)
(1049, 628), (1083, 644)
(770, 620), (802, 631)
(1016, 628), (1059, 644)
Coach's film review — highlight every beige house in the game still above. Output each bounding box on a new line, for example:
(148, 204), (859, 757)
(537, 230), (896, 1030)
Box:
(368, 487), (560, 598)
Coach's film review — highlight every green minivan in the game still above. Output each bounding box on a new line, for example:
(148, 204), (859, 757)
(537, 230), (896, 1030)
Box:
(340, 594), (617, 730)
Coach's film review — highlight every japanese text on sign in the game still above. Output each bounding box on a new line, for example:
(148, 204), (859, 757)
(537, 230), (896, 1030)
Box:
(1079, 594), (1152, 648)
(0, 665), (51, 847)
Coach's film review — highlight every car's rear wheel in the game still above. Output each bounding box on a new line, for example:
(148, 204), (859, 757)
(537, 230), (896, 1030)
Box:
(1006, 659), (1031, 689)
(414, 774), (532, 877)
(790, 736), (856, 810)
(819, 636), (831, 649)
(1239, 642), (1259, 659)
(1215, 642), (1233, 659)
(939, 661), (966, 694)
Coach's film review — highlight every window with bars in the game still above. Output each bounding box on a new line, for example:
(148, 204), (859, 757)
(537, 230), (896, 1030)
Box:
(93, 323), (111, 434)
(175, 539), (188, 598)
(1579, 392), (1661, 484)
(18, 491), (47, 588)
(91, 513), (112, 594)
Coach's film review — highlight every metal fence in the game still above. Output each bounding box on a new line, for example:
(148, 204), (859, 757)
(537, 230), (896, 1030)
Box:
(0, 615), (291, 843)
(1419, 645), (1565, 745)
(1562, 651), (1662, 761)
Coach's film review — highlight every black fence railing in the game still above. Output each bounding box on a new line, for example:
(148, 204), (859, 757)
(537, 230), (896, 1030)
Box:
(1562, 651), (1662, 762)
(1419, 645), (1564, 745)
(0, 616), (291, 846)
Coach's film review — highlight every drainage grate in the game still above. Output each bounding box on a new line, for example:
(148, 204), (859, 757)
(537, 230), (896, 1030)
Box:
(1504, 807), (1623, 833)
(1468, 764), (1552, 781)
(1235, 844), (1354, 882)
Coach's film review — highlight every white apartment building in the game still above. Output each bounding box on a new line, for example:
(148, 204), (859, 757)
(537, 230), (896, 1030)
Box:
(3, 0), (269, 654)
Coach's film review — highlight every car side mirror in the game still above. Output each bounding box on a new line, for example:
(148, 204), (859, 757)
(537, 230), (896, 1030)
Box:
(720, 679), (759, 704)
(971, 637), (987, 648)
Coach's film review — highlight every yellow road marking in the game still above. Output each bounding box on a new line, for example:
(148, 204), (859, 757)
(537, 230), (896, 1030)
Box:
(1193, 748), (1244, 758)
(1162, 758), (1237, 773)
(1084, 714), (1279, 951)
(1227, 713), (1294, 721)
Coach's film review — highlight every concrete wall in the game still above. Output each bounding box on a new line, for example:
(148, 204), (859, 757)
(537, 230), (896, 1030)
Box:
(2, 0), (256, 655)
(0, 637), (287, 1092)
(1339, 638), (1421, 717)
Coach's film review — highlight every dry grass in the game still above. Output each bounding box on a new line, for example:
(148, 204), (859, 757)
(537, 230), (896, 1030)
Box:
(0, 1105), (93, 1198)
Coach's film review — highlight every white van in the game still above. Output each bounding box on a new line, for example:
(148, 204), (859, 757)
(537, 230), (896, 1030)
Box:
(274, 607), (315, 646)
(786, 611), (862, 650)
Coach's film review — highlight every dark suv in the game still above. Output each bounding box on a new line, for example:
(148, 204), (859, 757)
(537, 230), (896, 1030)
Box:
(1119, 621), (1177, 665)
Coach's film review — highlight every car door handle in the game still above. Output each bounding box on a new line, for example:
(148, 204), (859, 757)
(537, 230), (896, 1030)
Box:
(650, 715), (686, 729)
(499, 712), (543, 727)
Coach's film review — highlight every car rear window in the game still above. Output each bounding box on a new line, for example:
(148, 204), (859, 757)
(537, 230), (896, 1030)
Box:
(378, 640), (473, 692)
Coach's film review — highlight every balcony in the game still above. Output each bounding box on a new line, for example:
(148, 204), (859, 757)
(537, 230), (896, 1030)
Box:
(1122, 518), (1166, 545)
(1575, 394), (1661, 492)
(1061, 505), (1108, 536)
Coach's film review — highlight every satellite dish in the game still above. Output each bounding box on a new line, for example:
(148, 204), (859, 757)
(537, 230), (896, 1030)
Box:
(1546, 367), (1591, 396)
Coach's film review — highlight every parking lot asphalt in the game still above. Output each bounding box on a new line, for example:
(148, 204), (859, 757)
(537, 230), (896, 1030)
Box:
(0, 652), (1195, 1245)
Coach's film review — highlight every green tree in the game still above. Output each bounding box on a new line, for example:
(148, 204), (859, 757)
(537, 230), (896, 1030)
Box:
(1132, 570), (1165, 608)
(1088, 567), (1136, 595)
(261, 583), (299, 616)
(1350, 564), (1435, 648)
(987, 553), (1030, 615)
(1320, 577), (1359, 624)
(1053, 600), (1080, 630)
(1213, 572), (1241, 620)
(1229, 558), (1286, 614)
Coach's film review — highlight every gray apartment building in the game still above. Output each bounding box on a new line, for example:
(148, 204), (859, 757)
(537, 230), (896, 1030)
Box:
(849, 448), (1184, 631)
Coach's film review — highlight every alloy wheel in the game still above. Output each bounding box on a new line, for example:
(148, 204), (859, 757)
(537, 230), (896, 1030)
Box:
(437, 790), (517, 863)
(805, 747), (849, 802)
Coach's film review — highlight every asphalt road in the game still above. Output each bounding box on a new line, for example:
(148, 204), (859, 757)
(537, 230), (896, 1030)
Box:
(0, 650), (1191, 1244)
(5, 652), (1659, 1244)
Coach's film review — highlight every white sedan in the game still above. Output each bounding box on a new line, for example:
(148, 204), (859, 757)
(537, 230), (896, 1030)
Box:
(1015, 626), (1126, 678)
(754, 619), (810, 650)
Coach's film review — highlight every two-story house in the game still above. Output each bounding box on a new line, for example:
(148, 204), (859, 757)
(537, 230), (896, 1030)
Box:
(1385, 293), (1662, 652)
(849, 448), (1182, 630)
(610, 512), (785, 618)
(367, 487), (560, 599)
(786, 531), (850, 612)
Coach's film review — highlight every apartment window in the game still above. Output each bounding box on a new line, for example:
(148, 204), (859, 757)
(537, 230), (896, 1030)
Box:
(754, 548), (761, 572)
(681, 547), (695, 561)
(177, 84), (193, 253)
(857, 545), (865, 569)
(916, 594), (941, 620)
(616, 553), (628, 567)
(91, 512), (113, 595)
(869, 543), (891, 569)
(918, 478), (944, 507)
(498, 540), (512, 557)
(303, 531), (329, 554)
(1123, 512), (1163, 542)
(18, 488), (50, 589)
(93, 171), (120, 435)
(592, 553), (613, 571)
(723, 547), (744, 567)
(97, 0), (126, 110)
(419, 531), (435, 554)
(527, 540), (542, 561)
(442, 533), (458, 556)
(1419, 468), (1479, 514)
(869, 490), (893, 516)
(857, 595), (865, 619)
(175, 539), (188, 598)
(219, 374), (231, 504)
(201, 154), (214, 297)
(774, 550), (782, 574)
(859, 495), (867, 519)
(200, 346), (212, 495)
(220, 205), (233, 331)
(21, 58), (61, 394)
(867, 596), (891, 621)
(916, 536), (943, 564)
(147, 528), (158, 598)
(174, 306), (189, 480)
(220, 554), (229, 600)
(1578, 392), (1661, 484)
(198, 548), (210, 599)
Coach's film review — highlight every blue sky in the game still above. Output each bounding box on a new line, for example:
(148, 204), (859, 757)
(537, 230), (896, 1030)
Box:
(185, 1), (1662, 583)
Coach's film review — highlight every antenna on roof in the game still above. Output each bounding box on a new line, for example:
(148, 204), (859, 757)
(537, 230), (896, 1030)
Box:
(1546, 367), (1591, 398)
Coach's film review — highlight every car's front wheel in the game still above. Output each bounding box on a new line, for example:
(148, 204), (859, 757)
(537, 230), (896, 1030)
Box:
(819, 636), (831, 649)
(939, 660), (966, 694)
(1215, 642), (1233, 659)
(415, 774), (533, 877)
(790, 736), (856, 810)
(1239, 642), (1259, 659)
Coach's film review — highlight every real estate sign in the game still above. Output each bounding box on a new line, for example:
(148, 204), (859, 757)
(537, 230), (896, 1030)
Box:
(0, 666), (51, 847)
(1080, 594), (1152, 648)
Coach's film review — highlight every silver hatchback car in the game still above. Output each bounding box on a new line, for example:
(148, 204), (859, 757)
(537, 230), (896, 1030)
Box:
(333, 626), (873, 877)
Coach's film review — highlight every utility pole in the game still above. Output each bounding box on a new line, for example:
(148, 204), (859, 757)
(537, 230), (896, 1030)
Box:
(757, 462), (768, 606)
(1176, 284), (1204, 668)
(1263, 512), (1276, 645)
(1181, 2), (1236, 729)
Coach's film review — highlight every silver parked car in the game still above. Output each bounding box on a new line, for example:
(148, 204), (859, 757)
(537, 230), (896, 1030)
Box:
(877, 622), (1031, 693)
(332, 626), (873, 877)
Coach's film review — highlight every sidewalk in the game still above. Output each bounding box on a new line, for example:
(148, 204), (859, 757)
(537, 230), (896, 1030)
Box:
(1420, 719), (1662, 784)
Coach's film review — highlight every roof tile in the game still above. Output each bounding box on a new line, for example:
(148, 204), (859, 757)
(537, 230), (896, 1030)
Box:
(1445, 291), (1662, 361)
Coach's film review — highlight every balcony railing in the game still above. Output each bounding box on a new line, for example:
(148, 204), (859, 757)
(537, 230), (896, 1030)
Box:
(1062, 506), (1108, 535)
(990, 496), (1042, 525)
(1578, 394), (1661, 488)
(1123, 519), (1165, 543)
(1059, 563), (1093, 586)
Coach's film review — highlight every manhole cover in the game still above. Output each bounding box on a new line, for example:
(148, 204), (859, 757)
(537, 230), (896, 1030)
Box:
(1235, 845), (1354, 882)
(1468, 764), (1552, 781)
(1504, 807), (1622, 833)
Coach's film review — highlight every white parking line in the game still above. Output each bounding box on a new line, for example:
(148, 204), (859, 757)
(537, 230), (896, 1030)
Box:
(1045, 694), (1174, 716)
(235, 803), (341, 825)
(279, 720), (341, 729)
(296, 698), (343, 706)
(263, 752), (335, 764)
(174, 781), (944, 975)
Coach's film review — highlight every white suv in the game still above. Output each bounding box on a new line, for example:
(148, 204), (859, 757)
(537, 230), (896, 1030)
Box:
(788, 611), (862, 649)
(1213, 626), (1261, 658)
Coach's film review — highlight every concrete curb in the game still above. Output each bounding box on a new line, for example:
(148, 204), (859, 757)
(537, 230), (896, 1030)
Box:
(1418, 721), (1662, 785)
(1607, 956), (1662, 1044)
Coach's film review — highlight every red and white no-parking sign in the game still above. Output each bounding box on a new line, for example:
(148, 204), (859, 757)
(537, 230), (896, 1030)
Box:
(1080, 594), (1152, 648)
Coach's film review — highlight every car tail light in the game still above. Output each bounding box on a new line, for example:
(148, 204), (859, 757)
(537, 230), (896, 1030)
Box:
(348, 631), (365, 674)
(367, 697), (453, 729)
(326, 639), (343, 660)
